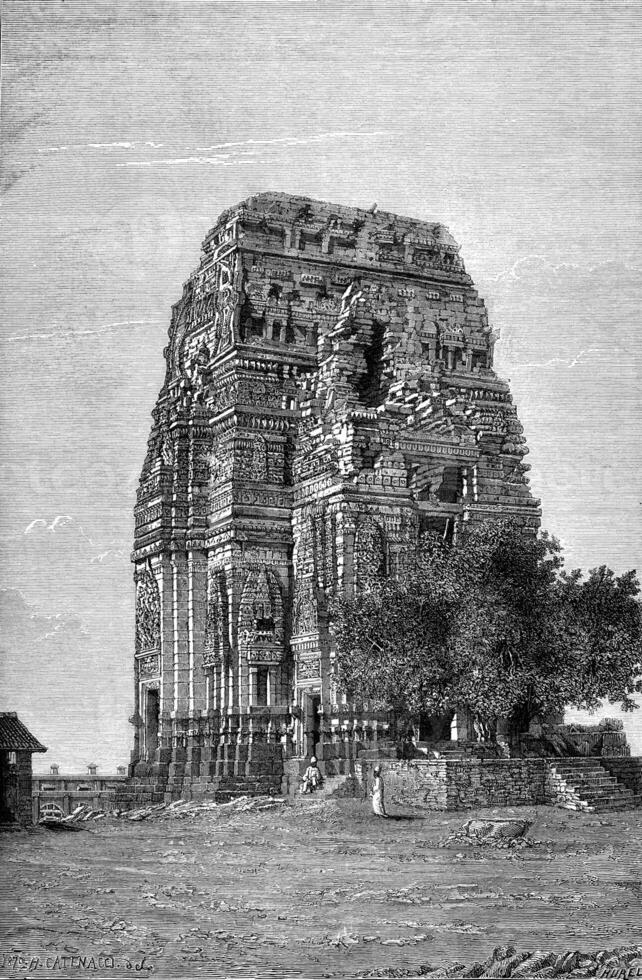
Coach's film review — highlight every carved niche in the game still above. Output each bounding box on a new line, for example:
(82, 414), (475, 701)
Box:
(135, 568), (161, 654)
(203, 569), (229, 666)
(354, 516), (387, 591)
(238, 566), (284, 663)
(292, 581), (317, 637)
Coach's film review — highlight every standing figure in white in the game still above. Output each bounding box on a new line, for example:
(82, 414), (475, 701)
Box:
(371, 765), (387, 817)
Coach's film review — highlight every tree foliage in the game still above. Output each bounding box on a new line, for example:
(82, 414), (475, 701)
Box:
(330, 521), (642, 731)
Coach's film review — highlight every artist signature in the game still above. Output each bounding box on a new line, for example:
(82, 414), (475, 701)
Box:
(0, 952), (152, 973)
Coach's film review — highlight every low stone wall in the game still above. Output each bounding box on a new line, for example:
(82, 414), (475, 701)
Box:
(600, 757), (642, 794)
(357, 759), (549, 810)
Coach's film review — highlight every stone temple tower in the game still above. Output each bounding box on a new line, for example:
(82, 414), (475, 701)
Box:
(130, 193), (540, 797)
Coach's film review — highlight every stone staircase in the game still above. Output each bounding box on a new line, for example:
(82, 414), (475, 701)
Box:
(547, 758), (641, 812)
(205, 774), (283, 803)
(282, 756), (363, 799)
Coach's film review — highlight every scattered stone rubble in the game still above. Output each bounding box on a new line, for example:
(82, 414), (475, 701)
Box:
(439, 817), (537, 850)
(361, 944), (642, 978)
(39, 796), (288, 826)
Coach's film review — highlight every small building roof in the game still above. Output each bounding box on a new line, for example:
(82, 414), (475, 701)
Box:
(0, 712), (47, 753)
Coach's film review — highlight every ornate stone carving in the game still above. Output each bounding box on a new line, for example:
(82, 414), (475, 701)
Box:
(298, 658), (321, 681)
(237, 434), (268, 481)
(292, 581), (317, 636)
(138, 654), (160, 677)
(215, 254), (238, 352)
(204, 569), (229, 666)
(354, 516), (387, 590)
(238, 566), (285, 663)
(135, 569), (161, 654)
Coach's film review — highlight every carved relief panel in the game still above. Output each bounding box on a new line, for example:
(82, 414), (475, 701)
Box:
(354, 516), (387, 591)
(203, 569), (229, 666)
(135, 568), (161, 654)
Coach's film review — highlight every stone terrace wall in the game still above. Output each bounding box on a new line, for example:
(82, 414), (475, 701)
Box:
(600, 757), (642, 795)
(358, 759), (549, 810)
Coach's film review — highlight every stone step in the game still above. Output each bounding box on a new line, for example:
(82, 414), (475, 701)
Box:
(554, 767), (615, 779)
(555, 771), (631, 788)
(579, 789), (635, 801)
(560, 781), (632, 797)
(548, 758), (642, 812)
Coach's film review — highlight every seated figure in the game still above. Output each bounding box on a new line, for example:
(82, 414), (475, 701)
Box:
(300, 756), (322, 794)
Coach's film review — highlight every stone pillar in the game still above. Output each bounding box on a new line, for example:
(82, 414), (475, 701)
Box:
(158, 554), (174, 740)
(170, 551), (190, 719)
(188, 551), (207, 728)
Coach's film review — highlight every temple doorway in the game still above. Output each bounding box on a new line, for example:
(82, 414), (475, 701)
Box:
(144, 687), (160, 759)
(303, 692), (320, 758)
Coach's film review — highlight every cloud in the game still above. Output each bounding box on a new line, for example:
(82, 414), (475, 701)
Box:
(39, 130), (395, 165)
(194, 130), (395, 152)
(90, 549), (127, 564)
(22, 515), (94, 547)
(113, 130), (396, 167)
(118, 155), (237, 168)
(23, 519), (47, 534)
(4, 318), (162, 345)
(487, 254), (642, 285)
(479, 254), (641, 374)
(508, 347), (607, 371)
(0, 588), (88, 650)
(38, 140), (165, 154)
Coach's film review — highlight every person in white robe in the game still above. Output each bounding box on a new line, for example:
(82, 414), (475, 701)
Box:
(371, 765), (387, 817)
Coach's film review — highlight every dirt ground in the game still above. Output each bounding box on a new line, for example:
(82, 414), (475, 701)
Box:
(1, 797), (642, 979)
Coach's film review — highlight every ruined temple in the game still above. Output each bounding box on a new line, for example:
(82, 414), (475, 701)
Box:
(130, 193), (540, 797)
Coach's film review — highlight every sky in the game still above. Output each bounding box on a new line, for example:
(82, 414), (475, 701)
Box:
(0, 0), (640, 771)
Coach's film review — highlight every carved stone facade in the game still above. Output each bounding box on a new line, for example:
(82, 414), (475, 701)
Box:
(130, 193), (540, 780)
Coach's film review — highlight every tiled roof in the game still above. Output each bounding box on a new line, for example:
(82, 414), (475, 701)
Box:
(0, 713), (47, 752)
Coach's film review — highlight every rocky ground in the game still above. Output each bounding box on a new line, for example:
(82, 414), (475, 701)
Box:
(1, 797), (641, 978)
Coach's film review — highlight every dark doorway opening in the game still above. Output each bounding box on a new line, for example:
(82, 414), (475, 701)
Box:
(145, 688), (160, 759)
(255, 667), (269, 706)
(304, 693), (321, 758)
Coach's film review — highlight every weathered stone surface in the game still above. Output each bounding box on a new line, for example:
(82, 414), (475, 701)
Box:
(129, 193), (541, 793)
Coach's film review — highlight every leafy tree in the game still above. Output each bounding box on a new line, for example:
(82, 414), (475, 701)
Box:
(330, 521), (642, 735)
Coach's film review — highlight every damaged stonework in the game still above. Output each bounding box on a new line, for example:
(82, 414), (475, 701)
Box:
(129, 193), (540, 800)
